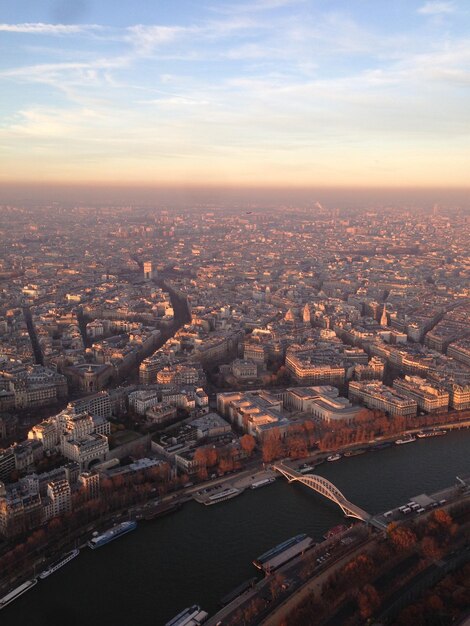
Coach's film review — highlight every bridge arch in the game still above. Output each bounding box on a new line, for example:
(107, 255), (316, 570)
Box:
(273, 463), (370, 522)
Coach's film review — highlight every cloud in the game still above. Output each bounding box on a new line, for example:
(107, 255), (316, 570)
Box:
(0, 22), (102, 35)
(417, 2), (455, 15)
(1, 4), (469, 187)
(126, 24), (194, 54)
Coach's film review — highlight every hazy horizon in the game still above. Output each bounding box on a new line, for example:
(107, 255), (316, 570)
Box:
(1, 182), (469, 209)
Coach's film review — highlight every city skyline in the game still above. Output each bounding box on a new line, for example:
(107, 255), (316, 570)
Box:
(1, 0), (470, 190)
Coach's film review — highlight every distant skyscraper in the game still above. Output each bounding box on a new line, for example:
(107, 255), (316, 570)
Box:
(143, 261), (155, 281)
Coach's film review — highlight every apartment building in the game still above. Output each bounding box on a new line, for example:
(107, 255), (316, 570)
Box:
(349, 381), (418, 418)
(393, 376), (449, 413)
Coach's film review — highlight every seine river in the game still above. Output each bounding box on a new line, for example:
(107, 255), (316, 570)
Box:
(3, 430), (469, 626)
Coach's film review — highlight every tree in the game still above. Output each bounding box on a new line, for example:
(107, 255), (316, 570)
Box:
(218, 456), (234, 474)
(389, 526), (417, 552)
(261, 430), (284, 462)
(240, 434), (256, 456)
(194, 447), (208, 467)
(342, 554), (375, 587)
(302, 420), (317, 447)
(205, 447), (218, 467)
(357, 584), (381, 619)
(432, 509), (452, 528)
(397, 605), (425, 626)
(421, 536), (443, 561)
(356, 408), (374, 423)
(426, 594), (444, 612)
(269, 573), (285, 600)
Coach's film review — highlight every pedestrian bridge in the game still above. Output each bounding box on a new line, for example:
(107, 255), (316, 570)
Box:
(273, 462), (380, 526)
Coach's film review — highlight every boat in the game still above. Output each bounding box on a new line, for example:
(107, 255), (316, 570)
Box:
(323, 524), (348, 540)
(253, 534), (307, 569)
(395, 435), (416, 445)
(327, 453), (341, 462)
(88, 520), (137, 549)
(344, 449), (365, 457)
(250, 477), (276, 490)
(372, 442), (392, 450)
(416, 429), (447, 438)
(143, 501), (181, 521)
(204, 487), (242, 505)
(39, 549), (79, 579)
(257, 536), (314, 573)
(0, 579), (37, 610)
(165, 604), (208, 626)
(299, 465), (315, 474)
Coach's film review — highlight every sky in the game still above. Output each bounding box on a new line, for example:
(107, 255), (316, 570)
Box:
(1, 0), (470, 190)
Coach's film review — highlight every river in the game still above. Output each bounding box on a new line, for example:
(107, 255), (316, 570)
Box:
(2, 430), (469, 626)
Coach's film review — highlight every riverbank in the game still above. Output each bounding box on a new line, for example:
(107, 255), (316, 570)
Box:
(1, 429), (469, 626)
(1, 419), (467, 598)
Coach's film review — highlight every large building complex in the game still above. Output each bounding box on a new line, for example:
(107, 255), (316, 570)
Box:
(393, 376), (449, 413)
(217, 390), (289, 439)
(283, 386), (361, 423)
(348, 381), (418, 418)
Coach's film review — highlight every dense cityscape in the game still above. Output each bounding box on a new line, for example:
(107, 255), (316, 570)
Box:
(2, 0), (470, 623)
(0, 203), (469, 625)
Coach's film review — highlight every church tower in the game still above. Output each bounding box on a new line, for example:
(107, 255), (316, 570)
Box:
(380, 304), (388, 327)
(285, 308), (295, 322)
(302, 304), (311, 324)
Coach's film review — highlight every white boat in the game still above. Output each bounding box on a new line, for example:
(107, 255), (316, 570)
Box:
(416, 430), (446, 438)
(88, 520), (137, 549)
(39, 549), (79, 579)
(204, 487), (242, 505)
(0, 579), (37, 610)
(327, 454), (341, 462)
(395, 435), (416, 445)
(251, 477), (276, 490)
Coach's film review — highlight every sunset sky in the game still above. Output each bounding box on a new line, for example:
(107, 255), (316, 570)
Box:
(1, 0), (469, 189)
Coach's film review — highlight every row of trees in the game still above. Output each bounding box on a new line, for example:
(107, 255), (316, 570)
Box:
(396, 561), (470, 625)
(261, 422), (316, 462)
(260, 405), (467, 464)
(193, 434), (256, 479)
